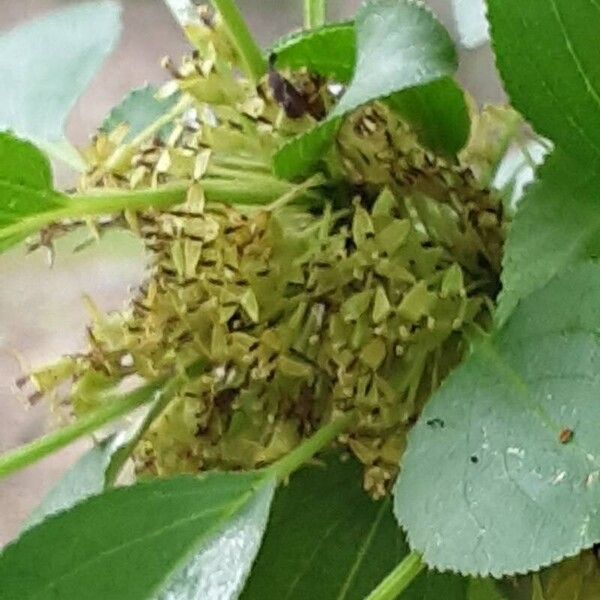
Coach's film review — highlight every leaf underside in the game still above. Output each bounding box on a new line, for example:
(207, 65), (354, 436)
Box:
(100, 84), (180, 142)
(497, 151), (600, 324)
(272, 19), (469, 162)
(0, 472), (274, 600)
(22, 435), (122, 532)
(0, 1), (121, 164)
(395, 263), (600, 577)
(155, 482), (274, 600)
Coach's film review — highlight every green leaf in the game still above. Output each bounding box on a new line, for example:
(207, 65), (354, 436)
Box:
(242, 454), (466, 600)
(12, 364), (274, 599)
(272, 22), (356, 82)
(537, 553), (600, 600)
(272, 20), (469, 162)
(387, 78), (471, 157)
(468, 579), (507, 600)
(241, 454), (406, 600)
(22, 384), (177, 530)
(274, 118), (341, 181)
(22, 434), (125, 532)
(100, 85), (180, 142)
(0, 1), (122, 170)
(331, 1), (456, 118)
(494, 552), (600, 600)
(496, 151), (600, 324)
(273, 0), (460, 180)
(0, 472), (276, 599)
(0, 133), (68, 251)
(487, 0), (600, 164)
(154, 481), (274, 600)
(405, 573), (468, 600)
(395, 262), (600, 576)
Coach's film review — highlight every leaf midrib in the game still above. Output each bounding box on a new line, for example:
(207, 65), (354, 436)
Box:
(548, 0), (600, 115)
(282, 508), (351, 600)
(496, 1), (600, 158)
(335, 498), (390, 600)
(477, 335), (598, 465)
(31, 483), (261, 599)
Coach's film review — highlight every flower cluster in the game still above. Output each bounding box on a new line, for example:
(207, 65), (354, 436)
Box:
(31, 10), (510, 497)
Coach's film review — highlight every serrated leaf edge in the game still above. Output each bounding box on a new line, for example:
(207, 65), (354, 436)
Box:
(396, 263), (600, 577)
(273, 0), (457, 180)
(271, 21), (355, 81)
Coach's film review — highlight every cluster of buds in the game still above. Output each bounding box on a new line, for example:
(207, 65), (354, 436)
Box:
(30, 8), (511, 497)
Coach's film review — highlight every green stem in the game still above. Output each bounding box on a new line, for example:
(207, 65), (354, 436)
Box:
(212, 154), (270, 172)
(364, 552), (425, 600)
(268, 411), (356, 482)
(73, 176), (296, 210)
(267, 173), (326, 211)
(304, 0), (327, 28)
(71, 185), (188, 214)
(0, 173), (322, 249)
(206, 164), (282, 181)
(0, 380), (165, 480)
(201, 176), (295, 204)
(105, 379), (180, 486)
(211, 0), (266, 85)
(0, 184), (189, 244)
(105, 360), (207, 486)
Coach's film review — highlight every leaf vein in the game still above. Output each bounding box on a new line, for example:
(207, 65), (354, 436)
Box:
(335, 499), (390, 600)
(282, 510), (351, 600)
(32, 492), (254, 599)
(548, 0), (600, 116)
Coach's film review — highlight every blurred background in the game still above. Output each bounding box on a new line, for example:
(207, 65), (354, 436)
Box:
(0, 0), (503, 544)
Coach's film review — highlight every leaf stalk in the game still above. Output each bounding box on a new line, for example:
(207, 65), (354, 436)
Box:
(268, 411), (356, 482)
(210, 0), (266, 85)
(0, 171), (319, 249)
(0, 380), (165, 480)
(104, 360), (207, 486)
(364, 552), (425, 600)
(304, 0), (327, 29)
